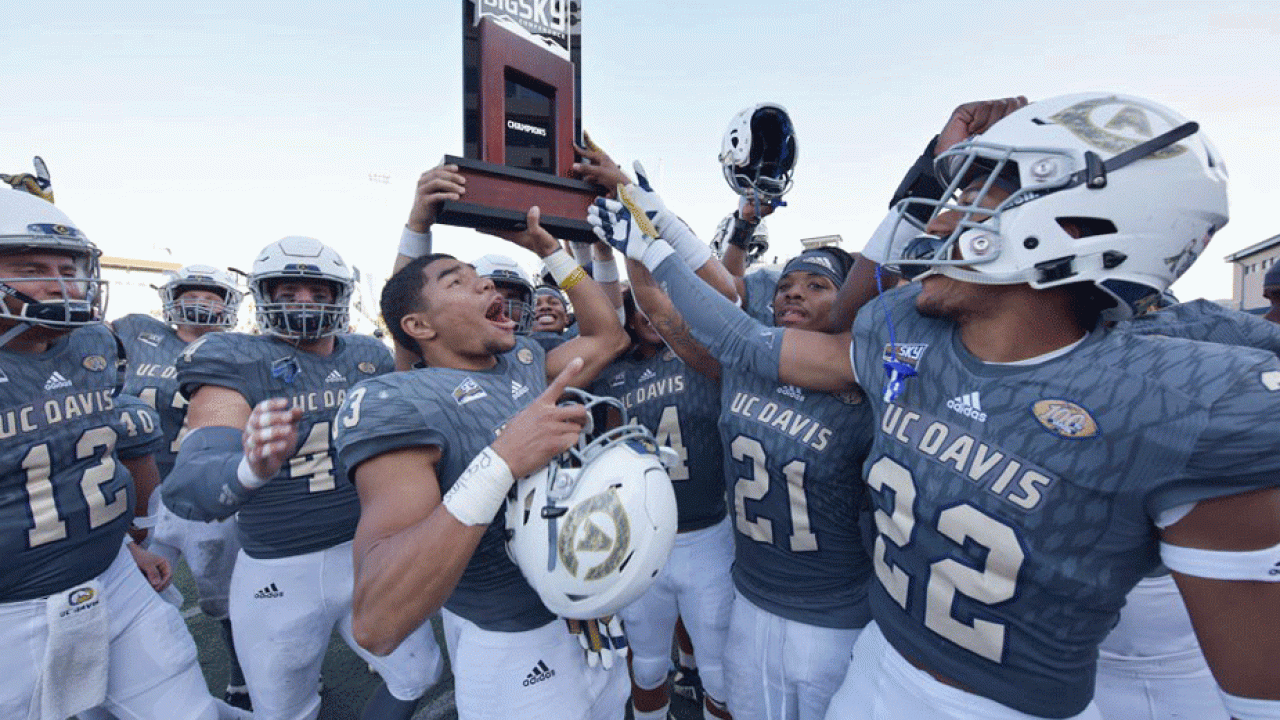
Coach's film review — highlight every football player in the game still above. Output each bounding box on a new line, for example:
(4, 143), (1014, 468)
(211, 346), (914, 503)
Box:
(332, 167), (631, 719)
(1088, 295), (1280, 720)
(112, 263), (253, 707)
(589, 289), (736, 720)
(1263, 262), (1280, 324)
(0, 189), (250, 719)
(534, 285), (572, 332)
(618, 245), (873, 720)
(474, 254), (536, 335)
(163, 235), (442, 720)
(602, 93), (1280, 720)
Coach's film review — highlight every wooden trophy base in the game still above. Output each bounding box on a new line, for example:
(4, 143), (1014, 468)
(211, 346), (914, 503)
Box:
(435, 156), (600, 243)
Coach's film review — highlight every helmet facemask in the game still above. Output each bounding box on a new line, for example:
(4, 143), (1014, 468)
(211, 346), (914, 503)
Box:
(250, 237), (353, 341)
(254, 277), (349, 341)
(160, 266), (243, 329)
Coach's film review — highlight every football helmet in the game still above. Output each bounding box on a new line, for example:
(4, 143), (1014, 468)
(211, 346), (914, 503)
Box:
(889, 92), (1229, 320)
(506, 389), (677, 619)
(719, 103), (798, 202)
(474, 253), (534, 334)
(159, 264), (243, 328)
(710, 212), (770, 267)
(0, 189), (106, 333)
(250, 236), (352, 340)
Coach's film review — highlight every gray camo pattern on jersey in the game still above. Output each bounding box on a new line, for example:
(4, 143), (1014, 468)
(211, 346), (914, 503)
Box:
(0, 324), (136, 601)
(177, 331), (393, 559)
(718, 363), (874, 629)
(334, 337), (555, 632)
(593, 347), (726, 531)
(851, 283), (1280, 717)
(115, 314), (190, 475)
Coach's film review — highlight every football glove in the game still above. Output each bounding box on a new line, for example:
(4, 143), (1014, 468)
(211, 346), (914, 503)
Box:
(566, 616), (628, 670)
(588, 194), (672, 270)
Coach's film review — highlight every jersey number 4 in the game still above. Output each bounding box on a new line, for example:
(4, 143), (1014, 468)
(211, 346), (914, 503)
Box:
(22, 427), (126, 549)
(868, 456), (1026, 663)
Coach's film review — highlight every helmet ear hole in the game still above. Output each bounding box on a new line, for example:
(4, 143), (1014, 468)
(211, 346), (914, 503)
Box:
(1056, 217), (1117, 239)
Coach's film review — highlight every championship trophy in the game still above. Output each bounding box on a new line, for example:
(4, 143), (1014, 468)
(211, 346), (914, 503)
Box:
(437, 1), (598, 242)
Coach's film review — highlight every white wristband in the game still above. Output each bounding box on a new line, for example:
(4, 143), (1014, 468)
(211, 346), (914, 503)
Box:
(398, 226), (433, 259)
(662, 220), (713, 270)
(591, 255), (619, 283)
(236, 455), (272, 490)
(1159, 540), (1280, 582)
(543, 249), (583, 286)
(641, 239), (676, 271)
(442, 446), (515, 526)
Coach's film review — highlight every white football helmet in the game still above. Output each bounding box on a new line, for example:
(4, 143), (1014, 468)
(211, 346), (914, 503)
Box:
(0, 189), (106, 333)
(720, 103), (798, 202)
(889, 92), (1229, 319)
(710, 212), (770, 267)
(159, 264), (243, 328)
(506, 390), (677, 620)
(250, 236), (352, 340)
(474, 253), (534, 334)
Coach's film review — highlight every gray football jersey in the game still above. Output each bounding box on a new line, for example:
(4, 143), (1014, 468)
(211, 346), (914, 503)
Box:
(0, 324), (135, 601)
(334, 337), (555, 632)
(851, 283), (1280, 717)
(717, 364), (873, 629)
(592, 347), (726, 532)
(177, 332), (393, 559)
(1121, 298), (1280, 356)
(743, 267), (781, 325)
(115, 314), (189, 474)
(113, 394), (165, 460)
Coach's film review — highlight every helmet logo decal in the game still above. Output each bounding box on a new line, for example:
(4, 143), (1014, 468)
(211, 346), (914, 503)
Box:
(557, 487), (631, 581)
(1164, 227), (1215, 278)
(1049, 97), (1187, 159)
(27, 223), (87, 240)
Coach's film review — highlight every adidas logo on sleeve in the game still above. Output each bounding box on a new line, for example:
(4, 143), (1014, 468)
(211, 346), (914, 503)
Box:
(947, 391), (987, 422)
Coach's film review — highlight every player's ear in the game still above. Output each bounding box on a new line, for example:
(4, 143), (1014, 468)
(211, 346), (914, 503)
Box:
(401, 311), (436, 343)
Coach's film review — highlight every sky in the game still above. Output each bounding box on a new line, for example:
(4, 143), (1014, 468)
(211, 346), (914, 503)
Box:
(3, 1), (1278, 319)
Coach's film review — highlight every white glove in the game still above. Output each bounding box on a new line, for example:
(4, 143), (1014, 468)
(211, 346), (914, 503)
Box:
(587, 194), (673, 269)
(566, 616), (628, 670)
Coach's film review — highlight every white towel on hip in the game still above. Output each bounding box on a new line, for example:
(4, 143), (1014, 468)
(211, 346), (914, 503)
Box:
(36, 580), (109, 720)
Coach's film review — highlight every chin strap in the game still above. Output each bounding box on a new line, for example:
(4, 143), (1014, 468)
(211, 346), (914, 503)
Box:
(0, 321), (32, 350)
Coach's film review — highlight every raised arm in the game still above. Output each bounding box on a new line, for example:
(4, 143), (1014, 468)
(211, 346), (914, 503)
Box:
(349, 361), (589, 654)
(626, 258), (722, 381)
(591, 192), (857, 393)
(573, 138), (739, 302)
(392, 164), (467, 369)
(489, 206), (629, 386)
